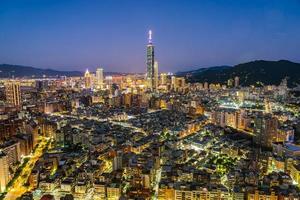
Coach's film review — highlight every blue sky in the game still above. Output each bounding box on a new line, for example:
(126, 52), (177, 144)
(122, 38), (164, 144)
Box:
(0, 0), (300, 72)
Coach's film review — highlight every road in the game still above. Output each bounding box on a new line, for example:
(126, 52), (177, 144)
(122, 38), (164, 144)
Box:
(5, 137), (50, 200)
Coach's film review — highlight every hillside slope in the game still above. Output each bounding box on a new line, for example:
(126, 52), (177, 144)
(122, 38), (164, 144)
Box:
(181, 60), (300, 87)
(0, 64), (82, 78)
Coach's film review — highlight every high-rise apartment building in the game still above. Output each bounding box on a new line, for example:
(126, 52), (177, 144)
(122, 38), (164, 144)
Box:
(1, 141), (21, 166)
(234, 76), (240, 88)
(0, 152), (10, 193)
(5, 81), (21, 107)
(113, 151), (123, 171)
(254, 114), (278, 147)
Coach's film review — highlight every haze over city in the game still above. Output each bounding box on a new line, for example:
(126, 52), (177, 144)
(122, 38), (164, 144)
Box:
(1, 0), (300, 72)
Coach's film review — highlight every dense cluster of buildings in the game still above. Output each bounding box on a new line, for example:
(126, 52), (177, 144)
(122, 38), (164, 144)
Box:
(0, 32), (300, 200)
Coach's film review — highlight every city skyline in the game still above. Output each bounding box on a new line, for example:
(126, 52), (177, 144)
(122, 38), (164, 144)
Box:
(1, 1), (300, 200)
(1, 0), (300, 73)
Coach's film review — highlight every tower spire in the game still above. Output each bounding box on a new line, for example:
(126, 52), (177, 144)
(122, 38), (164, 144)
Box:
(148, 30), (152, 43)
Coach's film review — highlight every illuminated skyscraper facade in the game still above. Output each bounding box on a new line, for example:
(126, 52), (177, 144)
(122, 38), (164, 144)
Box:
(84, 69), (92, 89)
(160, 73), (167, 85)
(96, 68), (104, 89)
(154, 61), (158, 90)
(146, 30), (155, 91)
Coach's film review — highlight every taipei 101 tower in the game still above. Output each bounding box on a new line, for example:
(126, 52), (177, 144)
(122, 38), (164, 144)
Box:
(146, 30), (156, 91)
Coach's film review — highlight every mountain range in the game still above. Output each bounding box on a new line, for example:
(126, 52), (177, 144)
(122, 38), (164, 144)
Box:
(0, 64), (124, 78)
(1, 60), (300, 87)
(0, 64), (82, 78)
(178, 60), (300, 87)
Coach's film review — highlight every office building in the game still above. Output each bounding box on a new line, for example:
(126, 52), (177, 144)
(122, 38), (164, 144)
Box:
(96, 68), (104, 89)
(84, 69), (92, 89)
(146, 30), (155, 91)
(160, 73), (167, 85)
(154, 61), (158, 90)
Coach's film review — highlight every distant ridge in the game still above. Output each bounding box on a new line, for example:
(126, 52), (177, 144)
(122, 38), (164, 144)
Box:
(176, 66), (231, 76)
(0, 64), (82, 78)
(178, 60), (300, 87)
(0, 64), (123, 78)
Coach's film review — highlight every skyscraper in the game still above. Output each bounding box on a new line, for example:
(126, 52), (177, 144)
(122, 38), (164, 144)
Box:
(254, 114), (278, 148)
(113, 151), (123, 171)
(5, 81), (21, 107)
(234, 76), (240, 88)
(84, 69), (92, 89)
(171, 76), (177, 91)
(96, 68), (104, 89)
(146, 30), (155, 91)
(154, 61), (158, 90)
(160, 73), (167, 85)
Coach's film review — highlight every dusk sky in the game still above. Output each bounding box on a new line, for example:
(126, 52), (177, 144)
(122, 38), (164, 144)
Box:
(1, 0), (300, 73)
